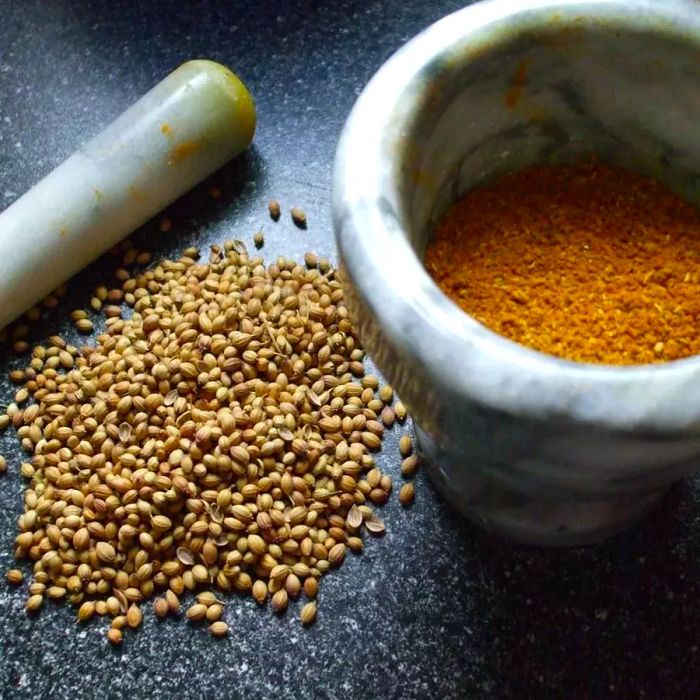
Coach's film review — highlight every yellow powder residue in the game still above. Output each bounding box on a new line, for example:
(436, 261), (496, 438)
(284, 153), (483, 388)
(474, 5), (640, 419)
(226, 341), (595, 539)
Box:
(505, 59), (529, 109)
(168, 140), (199, 165)
(425, 161), (700, 365)
(128, 186), (146, 202)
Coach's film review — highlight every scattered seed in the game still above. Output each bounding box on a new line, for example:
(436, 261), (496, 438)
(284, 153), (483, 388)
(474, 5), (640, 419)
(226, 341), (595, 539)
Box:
(290, 207), (307, 228)
(300, 601), (317, 626)
(254, 230), (264, 248)
(0, 455), (6, 474)
(381, 406), (395, 427)
(209, 621), (229, 637)
(2, 240), (413, 640)
(369, 488), (388, 505)
(6, 569), (23, 585)
(107, 628), (123, 645)
(152, 597), (168, 618)
(114, 589), (129, 614)
(272, 589), (288, 613)
(176, 547), (195, 567)
(166, 590), (180, 614)
(347, 536), (363, 553)
(347, 505), (362, 530)
(268, 199), (281, 221)
(393, 402), (407, 423)
(187, 604), (208, 622)
(9, 370), (25, 384)
(252, 580), (268, 605)
(77, 601), (95, 622)
(206, 604), (224, 622)
(399, 482), (415, 507)
(117, 422), (131, 443)
(159, 217), (172, 232)
(26, 594), (43, 613)
(285, 573), (301, 598)
(401, 455), (419, 478)
(365, 517), (386, 535)
(75, 318), (94, 333)
(70, 309), (88, 322)
(328, 543), (346, 566)
(104, 305), (122, 318)
(399, 434), (413, 458)
(303, 577), (318, 598)
(126, 604), (143, 629)
(105, 597), (120, 616)
(47, 586), (66, 600)
(96, 541), (116, 564)
(196, 591), (223, 606)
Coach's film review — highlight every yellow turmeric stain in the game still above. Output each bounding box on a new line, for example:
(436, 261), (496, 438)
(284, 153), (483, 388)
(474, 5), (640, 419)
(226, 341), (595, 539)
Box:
(59, 227), (68, 237)
(168, 140), (199, 165)
(161, 123), (173, 138)
(94, 189), (104, 201)
(129, 186), (146, 202)
(505, 59), (529, 109)
(410, 166), (435, 189)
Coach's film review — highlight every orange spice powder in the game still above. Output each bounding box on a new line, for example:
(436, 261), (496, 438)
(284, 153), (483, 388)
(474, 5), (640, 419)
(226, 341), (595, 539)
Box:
(424, 161), (700, 365)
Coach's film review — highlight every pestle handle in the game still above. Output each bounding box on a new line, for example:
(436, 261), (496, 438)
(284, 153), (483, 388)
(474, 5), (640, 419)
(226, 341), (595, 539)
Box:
(0, 59), (256, 330)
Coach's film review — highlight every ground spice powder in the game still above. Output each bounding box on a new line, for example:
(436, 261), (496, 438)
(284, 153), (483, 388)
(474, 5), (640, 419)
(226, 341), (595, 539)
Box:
(425, 161), (700, 365)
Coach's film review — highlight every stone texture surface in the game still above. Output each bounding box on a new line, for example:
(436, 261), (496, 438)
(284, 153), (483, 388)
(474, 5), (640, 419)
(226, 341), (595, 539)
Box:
(0, 1), (699, 698)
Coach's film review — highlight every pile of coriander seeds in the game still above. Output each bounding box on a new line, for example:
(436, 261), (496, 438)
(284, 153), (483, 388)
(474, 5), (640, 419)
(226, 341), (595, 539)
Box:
(0, 237), (418, 644)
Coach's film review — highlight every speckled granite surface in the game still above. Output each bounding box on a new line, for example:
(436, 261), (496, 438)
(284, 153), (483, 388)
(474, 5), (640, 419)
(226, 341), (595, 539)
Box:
(1, 1), (700, 698)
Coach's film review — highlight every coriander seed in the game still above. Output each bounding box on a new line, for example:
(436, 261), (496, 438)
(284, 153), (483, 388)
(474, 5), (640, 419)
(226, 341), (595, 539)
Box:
(399, 482), (415, 507)
(107, 628), (123, 645)
(209, 621), (229, 637)
(290, 207), (307, 228)
(6, 569), (23, 585)
(268, 199), (281, 221)
(126, 604), (143, 629)
(300, 601), (317, 626)
(187, 604), (207, 622)
(271, 589), (288, 613)
(401, 455), (419, 478)
(3, 237), (413, 643)
(26, 594), (43, 613)
(395, 402), (407, 422)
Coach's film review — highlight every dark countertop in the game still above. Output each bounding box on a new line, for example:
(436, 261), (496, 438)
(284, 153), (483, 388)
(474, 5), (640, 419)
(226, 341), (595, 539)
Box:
(1, 1), (700, 698)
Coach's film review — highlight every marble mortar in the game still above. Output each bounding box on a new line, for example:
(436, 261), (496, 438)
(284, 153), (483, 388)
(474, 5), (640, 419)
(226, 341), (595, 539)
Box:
(333, 0), (700, 545)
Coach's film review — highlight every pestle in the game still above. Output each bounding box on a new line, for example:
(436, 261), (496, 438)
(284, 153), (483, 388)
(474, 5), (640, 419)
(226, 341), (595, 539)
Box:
(0, 59), (256, 330)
